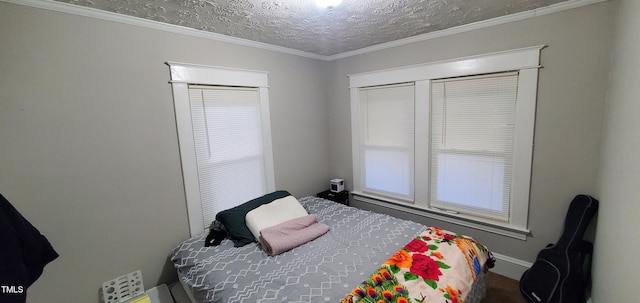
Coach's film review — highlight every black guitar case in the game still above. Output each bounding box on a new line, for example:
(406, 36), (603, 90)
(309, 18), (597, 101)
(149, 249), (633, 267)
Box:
(519, 194), (598, 303)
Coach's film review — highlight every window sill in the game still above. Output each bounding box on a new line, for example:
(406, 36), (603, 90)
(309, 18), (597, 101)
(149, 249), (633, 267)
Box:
(351, 191), (530, 240)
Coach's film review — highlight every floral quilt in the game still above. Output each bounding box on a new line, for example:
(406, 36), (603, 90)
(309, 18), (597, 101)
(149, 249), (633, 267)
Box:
(343, 227), (493, 303)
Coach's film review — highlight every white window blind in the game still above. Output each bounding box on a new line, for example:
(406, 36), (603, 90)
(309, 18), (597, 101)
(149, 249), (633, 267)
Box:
(359, 83), (415, 200)
(429, 72), (518, 221)
(349, 47), (542, 238)
(189, 85), (268, 225)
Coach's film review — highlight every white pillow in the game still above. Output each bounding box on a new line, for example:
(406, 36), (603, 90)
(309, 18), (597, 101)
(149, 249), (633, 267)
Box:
(245, 196), (308, 240)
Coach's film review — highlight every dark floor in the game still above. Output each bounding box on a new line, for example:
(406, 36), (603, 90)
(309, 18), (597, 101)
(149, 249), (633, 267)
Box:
(480, 271), (527, 303)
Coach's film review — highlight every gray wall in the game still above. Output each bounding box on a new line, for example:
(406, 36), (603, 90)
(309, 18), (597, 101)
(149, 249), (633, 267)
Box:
(0, 2), (330, 302)
(593, 0), (640, 301)
(1, 0), (633, 302)
(326, 1), (614, 265)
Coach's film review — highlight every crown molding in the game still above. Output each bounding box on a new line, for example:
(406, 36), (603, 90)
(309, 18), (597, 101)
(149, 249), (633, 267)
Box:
(3, 0), (607, 62)
(326, 0), (608, 61)
(1, 0), (328, 61)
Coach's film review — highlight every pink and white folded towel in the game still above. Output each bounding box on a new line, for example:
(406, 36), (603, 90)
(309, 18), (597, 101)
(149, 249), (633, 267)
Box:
(258, 214), (329, 256)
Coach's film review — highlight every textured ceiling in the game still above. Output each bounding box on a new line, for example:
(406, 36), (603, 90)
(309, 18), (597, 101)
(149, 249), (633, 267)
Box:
(55, 0), (570, 56)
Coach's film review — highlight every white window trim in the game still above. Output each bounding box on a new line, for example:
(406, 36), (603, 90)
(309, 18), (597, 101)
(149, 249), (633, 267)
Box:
(349, 46), (544, 240)
(167, 62), (276, 236)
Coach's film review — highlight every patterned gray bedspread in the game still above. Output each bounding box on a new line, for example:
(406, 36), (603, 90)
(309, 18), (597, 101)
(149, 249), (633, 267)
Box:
(169, 196), (428, 303)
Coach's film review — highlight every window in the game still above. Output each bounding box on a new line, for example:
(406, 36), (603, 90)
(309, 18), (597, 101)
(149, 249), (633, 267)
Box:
(429, 72), (518, 222)
(349, 47), (542, 239)
(188, 86), (271, 224)
(359, 83), (415, 201)
(167, 63), (275, 236)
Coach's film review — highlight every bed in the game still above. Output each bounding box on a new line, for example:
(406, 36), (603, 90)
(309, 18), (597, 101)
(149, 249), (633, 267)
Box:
(169, 195), (493, 303)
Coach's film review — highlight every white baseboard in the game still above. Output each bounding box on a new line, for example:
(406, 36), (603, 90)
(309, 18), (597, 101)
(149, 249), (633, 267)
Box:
(489, 252), (533, 280)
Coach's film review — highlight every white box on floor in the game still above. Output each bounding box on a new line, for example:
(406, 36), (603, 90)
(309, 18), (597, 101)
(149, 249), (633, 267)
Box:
(145, 284), (173, 303)
(126, 284), (173, 303)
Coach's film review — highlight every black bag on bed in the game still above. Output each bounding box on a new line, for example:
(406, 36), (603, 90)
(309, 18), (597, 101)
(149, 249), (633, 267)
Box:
(519, 194), (598, 303)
